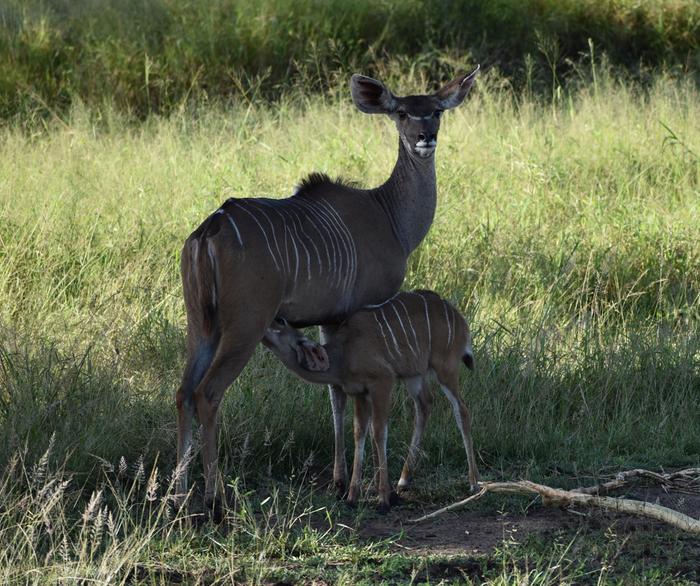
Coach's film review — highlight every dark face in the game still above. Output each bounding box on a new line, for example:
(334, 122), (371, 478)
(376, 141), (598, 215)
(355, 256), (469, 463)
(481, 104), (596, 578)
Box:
(391, 95), (444, 159)
(350, 65), (480, 161)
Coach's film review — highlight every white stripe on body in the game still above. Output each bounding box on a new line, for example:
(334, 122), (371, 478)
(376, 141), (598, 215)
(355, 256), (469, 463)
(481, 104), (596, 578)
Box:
(254, 200), (301, 284)
(248, 200), (287, 273)
(315, 199), (358, 296)
(305, 200), (344, 288)
(442, 300), (453, 348)
(299, 199), (346, 289)
(389, 301), (418, 358)
(295, 199), (339, 286)
(230, 202), (281, 271)
(206, 240), (217, 307)
(379, 307), (402, 357)
(289, 200), (332, 278)
(397, 298), (421, 359)
(373, 312), (398, 360)
(223, 211), (244, 246)
(415, 292), (432, 353)
(286, 208), (314, 280)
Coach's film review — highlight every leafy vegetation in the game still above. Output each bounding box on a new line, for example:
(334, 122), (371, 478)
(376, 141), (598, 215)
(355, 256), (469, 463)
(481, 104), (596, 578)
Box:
(1, 0), (699, 117)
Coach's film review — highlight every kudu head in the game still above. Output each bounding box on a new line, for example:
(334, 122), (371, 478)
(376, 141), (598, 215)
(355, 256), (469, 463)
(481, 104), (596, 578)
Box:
(350, 65), (480, 159)
(265, 318), (330, 372)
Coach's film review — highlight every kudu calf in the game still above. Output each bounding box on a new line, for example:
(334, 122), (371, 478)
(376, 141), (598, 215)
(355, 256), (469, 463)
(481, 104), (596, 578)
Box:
(177, 66), (479, 517)
(264, 290), (479, 513)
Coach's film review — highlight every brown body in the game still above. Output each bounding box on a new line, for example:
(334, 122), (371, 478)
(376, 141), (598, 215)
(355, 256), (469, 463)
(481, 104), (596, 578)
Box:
(176, 67), (480, 516)
(264, 290), (479, 512)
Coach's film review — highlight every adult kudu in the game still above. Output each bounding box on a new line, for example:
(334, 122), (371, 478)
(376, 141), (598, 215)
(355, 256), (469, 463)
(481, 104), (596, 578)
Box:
(176, 65), (480, 517)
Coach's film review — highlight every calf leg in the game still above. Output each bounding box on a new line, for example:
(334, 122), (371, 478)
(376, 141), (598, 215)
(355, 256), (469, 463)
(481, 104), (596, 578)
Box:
(398, 376), (432, 492)
(320, 325), (348, 495)
(438, 372), (479, 491)
(367, 380), (393, 513)
(346, 394), (371, 507)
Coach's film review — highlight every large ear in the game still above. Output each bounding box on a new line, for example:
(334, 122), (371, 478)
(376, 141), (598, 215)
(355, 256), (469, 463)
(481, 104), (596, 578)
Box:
(298, 340), (330, 372)
(434, 64), (480, 110)
(350, 74), (397, 114)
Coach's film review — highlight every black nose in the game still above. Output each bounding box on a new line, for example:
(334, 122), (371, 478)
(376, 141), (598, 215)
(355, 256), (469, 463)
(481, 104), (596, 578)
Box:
(418, 133), (436, 142)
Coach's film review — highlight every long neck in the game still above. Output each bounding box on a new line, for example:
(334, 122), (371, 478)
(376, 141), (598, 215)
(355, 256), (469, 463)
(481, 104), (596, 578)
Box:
(372, 139), (437, 255)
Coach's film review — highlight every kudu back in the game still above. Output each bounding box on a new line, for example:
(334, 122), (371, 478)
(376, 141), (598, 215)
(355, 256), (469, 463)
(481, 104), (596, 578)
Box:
(177, 66), (480, 517)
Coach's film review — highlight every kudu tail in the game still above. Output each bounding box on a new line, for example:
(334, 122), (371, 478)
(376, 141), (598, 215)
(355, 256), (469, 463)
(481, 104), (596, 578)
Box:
(182, 235), (219, 340)
(462, 336), (475, 371)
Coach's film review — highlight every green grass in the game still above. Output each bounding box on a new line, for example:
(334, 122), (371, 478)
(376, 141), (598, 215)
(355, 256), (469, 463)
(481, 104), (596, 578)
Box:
(1, 0), (699, 117)
(0, 68), (699, 582)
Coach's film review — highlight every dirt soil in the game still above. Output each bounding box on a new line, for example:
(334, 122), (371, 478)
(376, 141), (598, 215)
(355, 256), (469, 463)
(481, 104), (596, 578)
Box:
(351, 485), (700, 556)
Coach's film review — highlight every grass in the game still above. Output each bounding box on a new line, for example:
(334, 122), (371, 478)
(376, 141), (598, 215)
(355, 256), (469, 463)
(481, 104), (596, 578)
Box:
(0, 65), (699, 582)
(1, 0), (699, 117)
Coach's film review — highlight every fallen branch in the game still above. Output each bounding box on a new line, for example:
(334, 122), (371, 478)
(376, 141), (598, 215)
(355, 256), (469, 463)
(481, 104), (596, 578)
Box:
(409, 480), (700, 534)
(574, 467), (700, 495)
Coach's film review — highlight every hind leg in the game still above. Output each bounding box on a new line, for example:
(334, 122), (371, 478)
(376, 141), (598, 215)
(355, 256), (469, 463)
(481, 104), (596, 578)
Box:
(438, 370), (479, 491)
(175, 340), (215, 504)
(192, 333), (261, 520)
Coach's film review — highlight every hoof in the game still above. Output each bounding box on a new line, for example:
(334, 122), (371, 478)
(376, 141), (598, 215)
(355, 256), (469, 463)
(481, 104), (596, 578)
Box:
(205, 497), (223, 524)
(470, 482), (481, 494)
(389, 491), (404, 506)
(334, 479), (347, 500)
(376, 502), (391, 515)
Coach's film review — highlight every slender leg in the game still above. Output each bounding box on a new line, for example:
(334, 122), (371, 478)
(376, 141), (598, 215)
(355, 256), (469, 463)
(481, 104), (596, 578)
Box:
(175, 382), (196, 502)
(438, 372), (480, 491)
(346, 394), (371, 507)
(192, 334), (260, 521)
(320, 325), (348, 495)
(175, 341), (215, 504)
(398, 377), (432, 492)
(368, 380), (393, 513)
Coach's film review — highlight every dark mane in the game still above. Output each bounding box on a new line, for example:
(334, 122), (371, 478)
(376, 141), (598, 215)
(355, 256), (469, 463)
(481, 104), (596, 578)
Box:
(294, 172), (360, 197)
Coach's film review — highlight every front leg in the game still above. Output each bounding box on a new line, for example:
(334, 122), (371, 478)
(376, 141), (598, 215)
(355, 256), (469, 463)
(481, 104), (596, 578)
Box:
(320, 325), (347, 495)
(329, 385), (348, 495)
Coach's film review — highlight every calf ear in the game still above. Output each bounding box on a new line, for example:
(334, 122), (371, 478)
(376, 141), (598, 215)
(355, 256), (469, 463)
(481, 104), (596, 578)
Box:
(351, 75), (397, 114)
(299, 341), (330, 372)
(435, 64), (480, 110)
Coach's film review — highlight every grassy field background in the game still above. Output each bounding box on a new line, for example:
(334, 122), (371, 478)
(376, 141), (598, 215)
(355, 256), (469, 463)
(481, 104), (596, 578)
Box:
(1, 1), (700, 583)
(2, 0), (699, 117)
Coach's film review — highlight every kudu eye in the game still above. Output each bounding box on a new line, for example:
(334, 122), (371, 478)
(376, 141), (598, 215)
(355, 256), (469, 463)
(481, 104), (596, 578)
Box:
(396, 110), (407, 120)
(433, 110), (443, 119)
